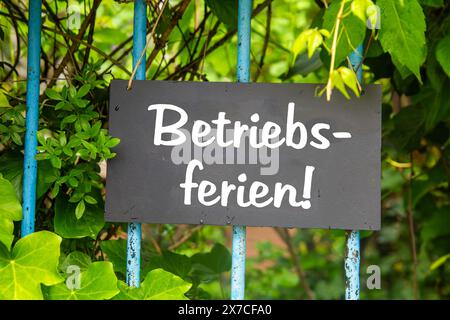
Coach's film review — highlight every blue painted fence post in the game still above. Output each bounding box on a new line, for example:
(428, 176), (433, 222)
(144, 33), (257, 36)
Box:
(126, 0), (147, 287)
(231, 0), (252, 300)
(345, 44), (363, 300)
(21, 0), (43, 237)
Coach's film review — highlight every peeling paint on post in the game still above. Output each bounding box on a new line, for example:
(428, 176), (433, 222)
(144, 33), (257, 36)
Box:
(126, 0), (147, 287)
(126, 222), (141, 287)
(231, 225), (246, 299)
(21, 0), (43, 237)
(231, 0), (252, 300)
(345, 44), (363, 300)
(345, 230), (360, 299)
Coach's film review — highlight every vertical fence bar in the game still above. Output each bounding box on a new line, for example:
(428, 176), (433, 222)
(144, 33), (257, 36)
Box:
(231, 0), (252, 300)
(344, 44), (363, 300)
(126, 0), (146, 287)
(21, 0), (43, 237)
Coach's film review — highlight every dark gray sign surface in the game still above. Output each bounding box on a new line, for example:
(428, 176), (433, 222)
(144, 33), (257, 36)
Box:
(106, 80), (381, 230)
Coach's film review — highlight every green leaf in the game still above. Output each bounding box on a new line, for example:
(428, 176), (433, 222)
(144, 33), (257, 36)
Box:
(0, 174), (22, 221)
(75, 200), (86, 219)
(0, 153), (57, 201)
(48, 262), (119, 300)
(421, 206), (450, 243)
(292, 29), (325, 62)
(100, 239), (127, 276)
(105, 137), (120, 148)
(206, 0), (238, 29)
(307, 31), (323, 59)
(387, 104), (425, 151)
(322, 0), (367, 66)
(430, 253), (450, 271)
(115, 269), (191, 300)
(191, 243), (231, 280)
(0, 218), (14, 251)
(0, 231), (63, 299)
(59, 251), (92, 273)
(45, 88), (63, 101)
(0, 91), (11, 108)
(76, 84), (91, 98)
(419, 0), (444, 7)
(292, 32), (307, 61)
(283, 51), (323, 80)
(84, 195), (97, 205)
(37, 160), (59, 198)
(338, 66), (360, 96)
(50, 155), (62, 169)
(0, 174), (22, 249)
(330, 69), (350, 99)
(145, 251), (192, 280)
(54, 194), (104, 239)
(61, 115), (78, 127)
(68, 177), (79, 188)
(436, 35), (450, 78)
(378, 0), (426, 82)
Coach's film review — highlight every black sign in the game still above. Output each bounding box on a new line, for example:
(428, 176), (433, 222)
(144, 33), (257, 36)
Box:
(106, 80), (381, 230)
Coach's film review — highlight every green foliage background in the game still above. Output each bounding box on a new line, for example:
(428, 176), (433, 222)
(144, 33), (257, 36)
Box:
(0, 0), (449, 300)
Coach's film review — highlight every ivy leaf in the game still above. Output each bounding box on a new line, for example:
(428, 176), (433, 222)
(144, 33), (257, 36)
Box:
(0, 174), (22, 249)
(59, 251), (92, 274)
(115, 269), (191, 300)
(0, 219), (14, 252)
(54, 194), (104, 239)
(436, 35), (450, 78)
(191, 243), (231, 281)
(144, 251), (192, 280)
(0, 153), (23, 200)
(100, 239), (127, 276)
(0, 231), (63, 299)
(47, 261), (119, 300)
(0, 174), (22, 222)
(378, 0), (426, 82)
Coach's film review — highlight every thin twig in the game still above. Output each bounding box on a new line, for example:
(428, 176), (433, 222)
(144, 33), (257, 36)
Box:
(127, 0), (170, 90)
(253, 1), (271, 82)
(407, 153), (419, 299)
(274, 228), (315, 300)
(167, 0), (273, 80)
(326, 0), (346, 101)
(168, 225), (202, 250)
(145, 0), (192, 72)
(48, 0), (102, 88)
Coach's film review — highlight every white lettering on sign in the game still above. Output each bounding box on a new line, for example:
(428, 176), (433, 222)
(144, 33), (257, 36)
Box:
(148, 102), (351, 210)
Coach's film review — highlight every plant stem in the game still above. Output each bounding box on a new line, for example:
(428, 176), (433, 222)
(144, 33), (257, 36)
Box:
(326, 0), (346, 101)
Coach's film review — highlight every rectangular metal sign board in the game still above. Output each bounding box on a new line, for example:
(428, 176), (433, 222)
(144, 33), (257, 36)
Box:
(106, 80), (381, 230)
